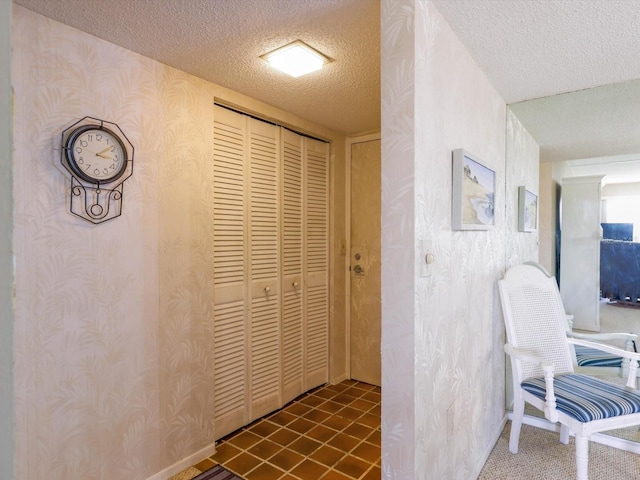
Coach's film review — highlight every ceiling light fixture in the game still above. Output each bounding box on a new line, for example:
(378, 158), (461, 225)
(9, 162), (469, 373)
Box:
(261, 40), (330, 78)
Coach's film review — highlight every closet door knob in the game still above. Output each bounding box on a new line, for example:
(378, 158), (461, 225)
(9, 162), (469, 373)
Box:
(292, 281), (299, 288)
(264, 286), (271, 293)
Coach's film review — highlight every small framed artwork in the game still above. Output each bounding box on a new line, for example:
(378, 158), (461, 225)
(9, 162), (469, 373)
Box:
(518, 186), (538, 232)
(452, 149), (496, 230)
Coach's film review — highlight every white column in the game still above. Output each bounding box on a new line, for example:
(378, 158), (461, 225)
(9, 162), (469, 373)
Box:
(560, 175), (605, 331)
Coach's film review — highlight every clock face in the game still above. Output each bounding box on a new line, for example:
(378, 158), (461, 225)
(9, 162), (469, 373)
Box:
(66, 126), (128, 183)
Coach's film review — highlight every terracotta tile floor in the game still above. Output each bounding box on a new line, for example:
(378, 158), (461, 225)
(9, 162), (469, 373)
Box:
(171, 380), (381, 480)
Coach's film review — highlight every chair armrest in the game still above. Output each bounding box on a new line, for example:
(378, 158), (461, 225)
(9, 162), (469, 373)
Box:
(568, 338), (640, 360)
(567, 331), (638, 343)
(504, 344), (554, 371)
(504, 343), (558, 422)
(569, 338), (640, 388)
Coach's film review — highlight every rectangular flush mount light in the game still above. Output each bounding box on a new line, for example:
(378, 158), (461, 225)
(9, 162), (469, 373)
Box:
(261, 40), (330, 78)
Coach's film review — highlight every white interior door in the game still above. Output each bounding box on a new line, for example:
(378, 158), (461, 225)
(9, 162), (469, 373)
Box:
(212, 105), (249, 438)
(247, 116), (281, 419)
(350, 138), (381, 386)
(303, 137), (330, 389)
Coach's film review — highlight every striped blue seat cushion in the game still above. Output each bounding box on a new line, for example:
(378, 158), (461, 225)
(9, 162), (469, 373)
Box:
(521, 373), (640, 422)
(574, 345), (623, 368)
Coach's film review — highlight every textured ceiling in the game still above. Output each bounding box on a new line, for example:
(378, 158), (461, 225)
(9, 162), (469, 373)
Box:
(14, 0), (380, 136)
(432, 0), (640, 181)
(431, 0), (640, 104)
(509, 79), (640, 163)
(13, 0), (640, 175)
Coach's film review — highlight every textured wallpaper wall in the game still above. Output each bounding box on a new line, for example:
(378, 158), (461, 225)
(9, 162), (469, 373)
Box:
(381, 1), (539, 478)
(506, 109), (540, 269)
(12, 8), (221, 477)
(0, 2), (14, 478)
(12, 6), (345, 480)
(380, 0), (417, 476)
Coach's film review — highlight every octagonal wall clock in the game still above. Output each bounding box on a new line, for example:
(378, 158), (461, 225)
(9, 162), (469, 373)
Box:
(60, 116), (134, 224)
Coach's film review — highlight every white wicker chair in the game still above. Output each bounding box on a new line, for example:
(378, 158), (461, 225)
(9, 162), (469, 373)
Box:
(523, 262), (638, 377)
(499, 263), (640, 480)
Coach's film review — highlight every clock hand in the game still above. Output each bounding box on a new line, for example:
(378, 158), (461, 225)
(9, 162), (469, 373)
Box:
(96, 153), (112, 159)
(96, 146), (112, 155)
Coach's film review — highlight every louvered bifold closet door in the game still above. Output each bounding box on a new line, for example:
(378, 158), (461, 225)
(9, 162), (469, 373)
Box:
(247, 117), (281, 419)
(212, 105), (329, 440)
(212, 105), (249, 439)
(304, 138), (329, 388)
(281, 129), (304, 404)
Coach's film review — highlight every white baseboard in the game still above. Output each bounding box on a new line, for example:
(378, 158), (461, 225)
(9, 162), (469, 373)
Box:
(145, 442), (217, 480)
(512, 413), (640, 454)
(330, 373), (349, 384)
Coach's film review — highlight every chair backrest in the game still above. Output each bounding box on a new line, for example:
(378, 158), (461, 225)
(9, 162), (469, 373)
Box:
(524, 261), (575, 333)
(499, 263), (575, 381)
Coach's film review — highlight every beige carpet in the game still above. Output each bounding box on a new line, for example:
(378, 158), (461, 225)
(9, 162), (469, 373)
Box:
(478, 423), (640, 479)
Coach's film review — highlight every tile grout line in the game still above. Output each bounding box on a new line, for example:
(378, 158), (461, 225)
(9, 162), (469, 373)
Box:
(180, 381), (381, 480)
(288, 383), (380, 478)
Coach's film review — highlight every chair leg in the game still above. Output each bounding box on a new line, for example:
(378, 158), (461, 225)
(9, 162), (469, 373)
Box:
(509, 397), (525, 453)
(575, 434), (589, 480)
(560, 424), (570, 444)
